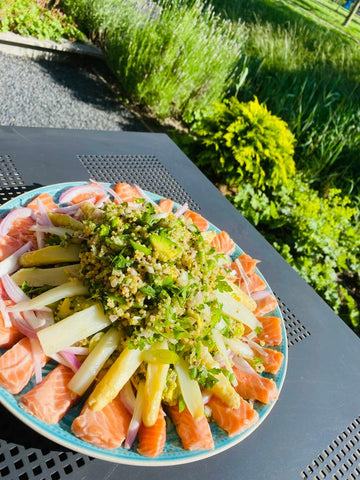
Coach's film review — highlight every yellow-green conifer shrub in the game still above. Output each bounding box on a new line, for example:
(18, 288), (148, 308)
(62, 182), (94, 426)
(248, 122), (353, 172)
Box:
(194, 96), (296, 189)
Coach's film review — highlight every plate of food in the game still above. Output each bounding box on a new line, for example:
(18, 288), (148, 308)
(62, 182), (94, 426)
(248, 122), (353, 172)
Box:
(0, 181), (287, 466)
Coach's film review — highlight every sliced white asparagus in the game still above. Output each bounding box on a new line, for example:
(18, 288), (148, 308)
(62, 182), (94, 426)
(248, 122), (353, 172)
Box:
(212, 328), (237, 386)
(215, 290), (261, 331)
(174, 357), (204, 419)
(6, 280), (87, 312)
(11, 264), (80, 287)
(142, 342), (169, 427)
(67, 327), (121, 396)
(88, 347), (143, 411)
(37, 304), (110, 355)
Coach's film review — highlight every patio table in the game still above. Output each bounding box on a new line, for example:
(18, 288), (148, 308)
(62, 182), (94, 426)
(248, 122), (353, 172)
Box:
(0, 126), (359, 480)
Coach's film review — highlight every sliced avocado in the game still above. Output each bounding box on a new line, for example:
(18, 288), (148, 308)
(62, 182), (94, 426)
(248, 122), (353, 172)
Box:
(48, 212), (84, 231)
(149, 234), (182, 261)
(11, 264), (80, 286)
(19, 245), (81, 267)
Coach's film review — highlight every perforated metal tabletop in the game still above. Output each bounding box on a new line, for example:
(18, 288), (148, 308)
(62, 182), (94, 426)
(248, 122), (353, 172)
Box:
(0, 126), (359, 480)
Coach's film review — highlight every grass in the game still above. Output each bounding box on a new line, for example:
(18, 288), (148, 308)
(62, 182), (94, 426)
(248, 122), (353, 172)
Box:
(288, 0), (360, 40)
(210, 0), (360, 195)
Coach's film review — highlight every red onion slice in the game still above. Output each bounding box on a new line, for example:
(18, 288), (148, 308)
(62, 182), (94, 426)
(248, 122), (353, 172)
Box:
(30, 337), (44, 384)
(89, 179), (123, 204)
(0, 208), (33, 236)
(251, 290), (270, 300)
(133, 184), (157, 207)
(36, 198), (53, 226)
(1, 274), (29, 303)
(234, 258), (251, 298)
(232, 354), (256, 374)
(59, 184), (105, 204)
(125, 383), (144, 449)
(10, 312), (37, 338)
(120, 381), (136, 415)
(0, 241), (32, 277)
(0, 299), (12, 328)
(174, 202), (189, 218)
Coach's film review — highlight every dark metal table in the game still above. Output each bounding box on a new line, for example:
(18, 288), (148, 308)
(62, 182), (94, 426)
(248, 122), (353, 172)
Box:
(0, 126), (359, 480)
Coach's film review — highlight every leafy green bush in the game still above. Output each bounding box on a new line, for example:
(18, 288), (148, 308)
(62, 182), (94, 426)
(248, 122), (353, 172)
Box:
(0, 0), (84, 42)
(231, 177), (360, 330)
(60, 0), (247, 121)
(192, 96), (296, 189)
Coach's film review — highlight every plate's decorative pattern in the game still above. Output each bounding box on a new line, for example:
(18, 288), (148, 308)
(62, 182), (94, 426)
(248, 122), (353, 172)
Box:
(0, 183), (287, 466)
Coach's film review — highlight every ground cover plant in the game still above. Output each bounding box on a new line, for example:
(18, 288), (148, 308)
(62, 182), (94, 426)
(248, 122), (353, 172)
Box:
(0, 0), (84, 42)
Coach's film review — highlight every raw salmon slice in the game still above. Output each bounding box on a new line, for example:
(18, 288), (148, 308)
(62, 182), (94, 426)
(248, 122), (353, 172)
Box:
(255, 347), (284, 374)
(0, 337), (46, 394)
(233, 366), (278, 404)
(137, 409), (166, 457)
(27, 193), (58, 213)
(0, 302), (23, 348)
(208, 395), (259, 437)
(158, 198), (174, 213)
(0, 235), (23, 261)
(114, 182), (140, 203)
(256, 316), (283, 346)
(211, 231), (235, 255)
(254, 295), (278, 317)
(184, 210), (209, 231)
(71, 185), (106, 204)
(72, 397), (131, 449)
(20, 364), (79, 423)
(231, 253), (259, 276)
(166, 405), (214, 451)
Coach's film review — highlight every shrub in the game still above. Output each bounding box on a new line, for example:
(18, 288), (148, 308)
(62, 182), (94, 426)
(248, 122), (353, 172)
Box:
(192, 96), (296, 189)
(231, 177), (360, 330)
(0, 0), (84, 42)
(60, 0), (247, 121)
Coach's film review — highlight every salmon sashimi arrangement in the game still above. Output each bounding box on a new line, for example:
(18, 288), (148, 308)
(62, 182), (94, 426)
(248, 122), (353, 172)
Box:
(20, 364), (79, 424)
(158, 198), (174, 213)
(208, 395), (259, 437)
(137, 409), (167, 457)
(211, 230), (236, 255)
(233, 366), (278, 404)
(183, 210), (209, 232)
(0, 337), (46, 394)
(167, 405), (214, 451)
(0, 181), (286, 461)
(72, 397), (131, 449)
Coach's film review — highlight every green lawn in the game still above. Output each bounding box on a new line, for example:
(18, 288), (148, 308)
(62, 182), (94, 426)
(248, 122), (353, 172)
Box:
(287, 0), (360, 41)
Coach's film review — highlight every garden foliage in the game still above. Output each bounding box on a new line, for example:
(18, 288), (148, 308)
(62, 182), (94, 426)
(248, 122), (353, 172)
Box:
(188, 96), (360, 331)
(0, 0), (84, 42)
(193, 96), (296, 189)
(60, 0), (246, 121)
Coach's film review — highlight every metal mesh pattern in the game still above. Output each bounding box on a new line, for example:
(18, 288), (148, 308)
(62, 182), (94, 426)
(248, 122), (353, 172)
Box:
(0, 441), (94, 480)
(0, 156), (31, 206)
(301, 416), (360, 479)
(275, 294), (311, 347)
(78, 154), (200, 211)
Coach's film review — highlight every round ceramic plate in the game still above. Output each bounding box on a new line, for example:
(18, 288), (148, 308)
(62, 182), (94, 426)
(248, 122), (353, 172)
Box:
(0, 182), (288, 466)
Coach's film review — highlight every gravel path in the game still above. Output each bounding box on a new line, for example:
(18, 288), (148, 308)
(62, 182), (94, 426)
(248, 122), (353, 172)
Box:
(0, 52), (146, 131)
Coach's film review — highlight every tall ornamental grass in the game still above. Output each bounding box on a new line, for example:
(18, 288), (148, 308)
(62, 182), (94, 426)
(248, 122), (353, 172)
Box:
(60, 0), (247, 121)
